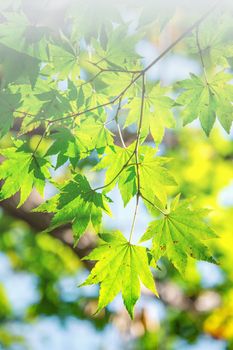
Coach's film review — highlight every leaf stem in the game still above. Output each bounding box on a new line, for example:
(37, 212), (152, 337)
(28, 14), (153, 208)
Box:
(129, 195), (140, 243)
(140, 194), (167, 216)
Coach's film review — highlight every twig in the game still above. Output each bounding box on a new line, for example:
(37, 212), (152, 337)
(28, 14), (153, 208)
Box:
(195, 25), (209, 85)
(79, 70), (102, 87)
(88, 60), (140, 74)
(15, 110), (36, 117)
(31, 123), (50, 157)
(141, 1), (219, 75)
(115, 97), (126, 148)
(117, 122), (126, 148)
(129, 74), (145, 242)
(93, 151), (135, 192)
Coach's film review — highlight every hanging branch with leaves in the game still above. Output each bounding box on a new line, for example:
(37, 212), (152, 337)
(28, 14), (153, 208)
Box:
(0, 0), (231, 318)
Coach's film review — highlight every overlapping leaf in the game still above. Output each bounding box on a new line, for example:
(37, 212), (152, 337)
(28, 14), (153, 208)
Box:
(0, 13), (48, 60)
(0, 91), (21, 137)
(47, 44), (80, 80)
(95, 146), (176, 207)
(176, 71), (233, 135)
(139, 147), (177, 205)
(104, 26), (142, 65)
(35, 174), (112, 243)
(45, 127), (90, 168)
(77, 118), (114, 151)
(187, 15), (233, 67)
(125, 84), (176, 144)
(95, 145), (136, 206)
(81, 231), (158, 318)
(0, 144), (50, 206)
(0, 44), (41, 87)
(35, 89), (71, 120)
(0, 13), (48, 86)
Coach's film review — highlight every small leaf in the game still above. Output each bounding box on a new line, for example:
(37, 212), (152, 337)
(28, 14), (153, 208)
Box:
(95, 145), (136, 206)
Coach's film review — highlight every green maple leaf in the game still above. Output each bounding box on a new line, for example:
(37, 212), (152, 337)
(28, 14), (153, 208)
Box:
(210, 72), (233, 133)
(0, 91), (21, 137)
(176, 71), (233, 135)
(139, 147), (177, 205)
(187, 15), (233, 68)
(36, 174), (112, 244)
(47, 44), (80, 80)
(0, 13), (48, 86)
(141, 196), (218, 274)
(0, 13), (48, 60)
(95, 146), (176, 207)
(45, 127), (89, 168)
(35, 89), (71, 120)
(0, 43), (41, 87)
(125, 84), (176, 144)
(95, 145), (136, 206)
(81, 231), (158, 318)
(78, 118), (114, 151)
(105, 26), (142, 65)
(0, 143), (50, 206)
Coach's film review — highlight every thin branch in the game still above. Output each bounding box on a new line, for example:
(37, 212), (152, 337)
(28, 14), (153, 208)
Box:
(88, 60), (140, 74)
(91, 76), (144, 196)
(31, 123), (50, 157)
(79, 70), (102, 87)
(93, 151), (134, 192)
(141, 0), (220, 75)
(129, 74), (145, 242)
(134, 74), (145, 156)
(15, 110), (51, 123)
(50, 99), (114, 124)
(104, 118), (115, 126)
(195, 25), (209, 85)
(15, 110), (36, 117)
(77, 61), (140, 89)
(102, 68), (141, 74)
(117, 123), (126, 148)
(115, 97), (126, 148)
